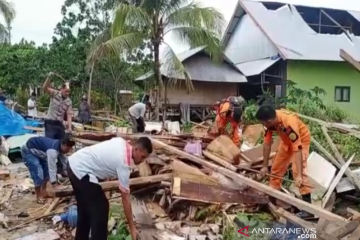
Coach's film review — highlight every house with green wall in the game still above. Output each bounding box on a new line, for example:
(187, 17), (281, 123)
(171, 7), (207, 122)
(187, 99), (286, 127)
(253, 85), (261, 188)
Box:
(222, 0), (360, 121)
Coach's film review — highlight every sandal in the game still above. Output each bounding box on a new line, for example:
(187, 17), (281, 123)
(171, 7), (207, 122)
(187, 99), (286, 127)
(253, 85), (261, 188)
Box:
(36, 198), (46, 204)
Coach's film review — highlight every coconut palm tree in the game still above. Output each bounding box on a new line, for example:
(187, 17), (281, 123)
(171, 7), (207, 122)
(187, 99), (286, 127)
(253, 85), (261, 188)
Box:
(0, 0), (15, 43)
(87, 0), (225, 118)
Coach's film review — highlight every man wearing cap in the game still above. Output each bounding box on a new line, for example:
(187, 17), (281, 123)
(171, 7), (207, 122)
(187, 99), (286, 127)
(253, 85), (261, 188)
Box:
(42, 72), (73, 139)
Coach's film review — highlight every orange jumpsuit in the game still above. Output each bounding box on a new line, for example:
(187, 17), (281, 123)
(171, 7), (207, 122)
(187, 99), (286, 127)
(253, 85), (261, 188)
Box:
(264, 110), (312, 195)
(215, 101), (240, 146)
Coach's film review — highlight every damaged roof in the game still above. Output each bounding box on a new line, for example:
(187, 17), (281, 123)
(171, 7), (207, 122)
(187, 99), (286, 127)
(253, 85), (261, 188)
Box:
(223, 0), (360, 62)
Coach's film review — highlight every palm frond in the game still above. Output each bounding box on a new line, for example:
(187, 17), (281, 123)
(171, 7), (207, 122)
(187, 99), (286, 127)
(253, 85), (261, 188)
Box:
(169, 26), (224, 62)
(157, 0), (189, 16)
(162, 44), (193, 92)
(0, 22), (8, 43)
(0, 0), (15, 24)
(87, 32), (145, 68)
(165, 2), (225, 36)
(112, 3), (150, 37)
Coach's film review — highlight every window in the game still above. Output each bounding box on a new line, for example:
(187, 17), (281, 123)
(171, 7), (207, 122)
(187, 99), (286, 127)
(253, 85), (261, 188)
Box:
(335, 86), (350, 102)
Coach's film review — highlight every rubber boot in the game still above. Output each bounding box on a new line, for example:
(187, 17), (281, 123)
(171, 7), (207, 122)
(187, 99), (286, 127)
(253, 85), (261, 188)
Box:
(296, 194), (314, 219)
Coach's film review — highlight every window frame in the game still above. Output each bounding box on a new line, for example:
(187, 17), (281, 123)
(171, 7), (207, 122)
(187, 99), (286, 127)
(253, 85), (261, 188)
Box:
(334, 86), (351, 103)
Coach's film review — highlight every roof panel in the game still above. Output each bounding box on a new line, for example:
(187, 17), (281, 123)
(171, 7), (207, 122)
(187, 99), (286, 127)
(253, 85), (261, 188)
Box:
(224, 14), (278, 64)
(240, 0), (360, 61)
(135, 48), (247, 83)
(235, 57), (280, 76)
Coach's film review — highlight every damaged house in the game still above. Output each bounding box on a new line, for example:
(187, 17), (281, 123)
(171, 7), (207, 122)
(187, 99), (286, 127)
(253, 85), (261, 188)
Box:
(224, 0), (360, 120)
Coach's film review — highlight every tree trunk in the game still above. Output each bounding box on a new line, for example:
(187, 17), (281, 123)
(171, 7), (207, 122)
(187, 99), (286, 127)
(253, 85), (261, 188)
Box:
(88, 62), (95, 106)
(154, 43), (161, 121)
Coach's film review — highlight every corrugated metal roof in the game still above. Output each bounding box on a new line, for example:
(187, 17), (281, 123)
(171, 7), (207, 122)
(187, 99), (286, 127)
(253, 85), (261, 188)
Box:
(348, 10), (360, 22)
(135, 47), (247, 83)
(225, 0), (360, 61)
(224, 14), (278, 64)
(235, 57), (280, 76)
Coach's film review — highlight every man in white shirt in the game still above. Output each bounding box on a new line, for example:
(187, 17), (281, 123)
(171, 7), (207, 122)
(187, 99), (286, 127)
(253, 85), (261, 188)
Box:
(27, 92), (37, 118)
(128, 101), (151, 133)
(67, 137), (153, 240)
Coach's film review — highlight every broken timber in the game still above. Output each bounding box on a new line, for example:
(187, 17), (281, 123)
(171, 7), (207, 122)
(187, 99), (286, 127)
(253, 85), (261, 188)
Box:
(54, 173), (172, 197)
(151, 139), (347, 222)
(322, 155), (354, 208)
(171, 177), (268, 204)
(320, 126), (360, 191)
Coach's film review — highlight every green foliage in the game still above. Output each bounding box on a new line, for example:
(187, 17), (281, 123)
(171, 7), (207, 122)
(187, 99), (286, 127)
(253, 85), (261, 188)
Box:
(108, 203), (131, 240)
(0, 0), (151, 113)
(242, 82), (360, 160)
(115, 119), (131, 127)
(0, 0), (15, 43)
(98, 0), (225, 93)
(182, 122), (194, 133)
(223, 212), (272, 240)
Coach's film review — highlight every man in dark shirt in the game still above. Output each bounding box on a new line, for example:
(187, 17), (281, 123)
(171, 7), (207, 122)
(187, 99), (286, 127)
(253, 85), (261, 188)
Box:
(0, 89), (7, 103)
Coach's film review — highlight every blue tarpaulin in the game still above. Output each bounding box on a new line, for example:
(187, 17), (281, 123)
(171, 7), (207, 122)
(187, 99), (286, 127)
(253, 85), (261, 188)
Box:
(0, 103), (40, 137)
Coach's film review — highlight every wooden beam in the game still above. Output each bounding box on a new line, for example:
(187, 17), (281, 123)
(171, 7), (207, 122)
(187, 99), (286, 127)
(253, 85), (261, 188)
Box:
(151, 139), (347, 222)
(55, 173), (173, 197)
(321, 126), (360, 191)
(171, 177), (268, 204)
(322, 155), (354, 208)
(340, 49), (360, 73)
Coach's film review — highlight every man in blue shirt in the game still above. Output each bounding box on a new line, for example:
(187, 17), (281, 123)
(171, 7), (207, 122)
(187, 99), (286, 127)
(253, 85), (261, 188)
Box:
(21, 134), (75, 203)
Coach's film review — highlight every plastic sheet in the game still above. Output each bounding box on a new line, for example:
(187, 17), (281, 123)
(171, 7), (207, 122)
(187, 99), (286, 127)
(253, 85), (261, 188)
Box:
(0, 104), (40, 137)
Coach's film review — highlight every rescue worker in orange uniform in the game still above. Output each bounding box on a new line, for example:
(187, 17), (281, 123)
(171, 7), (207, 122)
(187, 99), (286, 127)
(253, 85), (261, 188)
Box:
(255, 105), (313, 218)
(214, 96), (245, 147)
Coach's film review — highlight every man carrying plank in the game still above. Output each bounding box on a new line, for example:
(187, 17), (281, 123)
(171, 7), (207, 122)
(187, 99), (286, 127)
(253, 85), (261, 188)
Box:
(67, 137), (153, 240)
(255, 105), (313, 218)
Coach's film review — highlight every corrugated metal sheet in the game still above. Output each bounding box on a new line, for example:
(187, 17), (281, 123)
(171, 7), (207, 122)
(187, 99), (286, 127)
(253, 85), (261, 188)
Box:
(240, 0), (360, 61)
(181, 55), (247, 82)
(348, 10), (360, 22)
(136, 48), (247, 83)
(224, 14), (278, 64)
(235, 57), (280, 76)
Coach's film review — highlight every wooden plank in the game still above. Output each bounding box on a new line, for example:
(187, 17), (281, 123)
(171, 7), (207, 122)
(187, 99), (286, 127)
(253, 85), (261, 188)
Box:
(23, 126), (44, 132)
(171, 177), (268, 205)
(340, 49), (360, 73)
(152, 139), (347, 222)
(44, 198), (61, 215)
(327, 220), (360, 239)
(173, 172), (219, 186)
(321, 126), (360, 191)
(132, 198), (157, 240)
(203, 151), (237, 171)
(0, 155), (12, 166)
(55, 173), (173, 197)
(322, 155), (354, 208)
(0, 169), (10, 180)
(347, 226), (360, 240)
(15, 229), (60, 240)
(316, 192), (336, 230)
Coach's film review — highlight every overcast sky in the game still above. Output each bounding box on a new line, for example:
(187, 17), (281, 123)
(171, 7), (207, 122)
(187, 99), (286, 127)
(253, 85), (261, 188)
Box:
(8, 0), (360, 50)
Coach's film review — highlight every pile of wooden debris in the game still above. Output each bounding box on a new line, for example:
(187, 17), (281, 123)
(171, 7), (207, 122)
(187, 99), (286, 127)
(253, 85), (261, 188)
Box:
(2, 114), (360, 239)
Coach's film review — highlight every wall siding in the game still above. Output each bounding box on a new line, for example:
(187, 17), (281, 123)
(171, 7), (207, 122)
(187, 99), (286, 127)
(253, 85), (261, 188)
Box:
(287, 60), (360, 121)
(161, 81), (237, 105)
